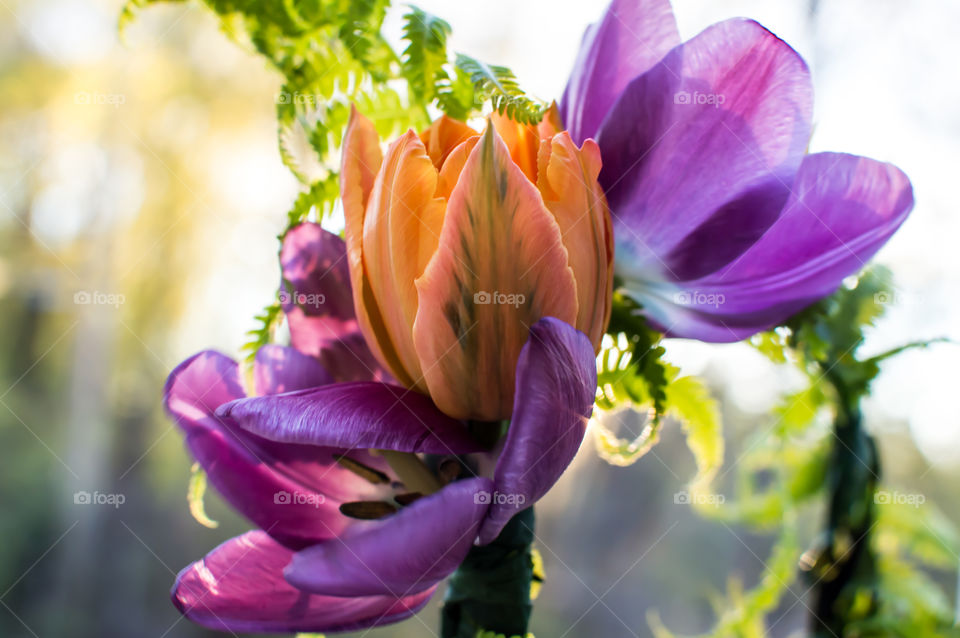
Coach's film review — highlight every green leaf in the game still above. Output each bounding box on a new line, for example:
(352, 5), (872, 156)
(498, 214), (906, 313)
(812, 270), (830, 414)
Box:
(187, 463), (218, 529)
(240, 301), (284, 365)
(592, 408), (661, 467)
(875, 497), (960, 569)
(597, 293), (668, 416)
(454, 53), (544, 124)
(401, 6), (452, 103)
(665, 374), (724, 488)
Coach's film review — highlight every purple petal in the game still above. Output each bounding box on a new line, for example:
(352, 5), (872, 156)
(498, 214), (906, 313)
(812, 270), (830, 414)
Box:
(478, 318), (596, 544)
(598, 19), (813, 281)
(637, 153), (914, 341)
(280, 222), (355, 323)
(164, 350), (245, 430)
(286, 478), (493, 597)
(311, 330), (392, 384)
(280, 223), (388, 382)
(165, 351), (389, 547)
(219, 382), (482, 455)
(172, 531), (435, 633)
(559, 0), (679, 144)
(254, 344), (333, 395)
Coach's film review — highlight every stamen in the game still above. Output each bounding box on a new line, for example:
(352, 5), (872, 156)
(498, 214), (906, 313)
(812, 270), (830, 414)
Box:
(339, 500), (398, 520)
(378, 450), (442, 494)
(437, 458), (463, 484)
(394, 492), (423, 506)
(334, 454), (390, 484)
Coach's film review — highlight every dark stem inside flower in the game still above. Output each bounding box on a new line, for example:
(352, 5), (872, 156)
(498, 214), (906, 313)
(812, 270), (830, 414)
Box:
(339, 500), (398, 519)
(333, 454), (390, 484)
(467, 419), (508, 449)
(377, 450), (443, 494)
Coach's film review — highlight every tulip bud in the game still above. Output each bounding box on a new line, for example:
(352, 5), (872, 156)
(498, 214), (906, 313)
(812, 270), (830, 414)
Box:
(341, 107), (612, 420)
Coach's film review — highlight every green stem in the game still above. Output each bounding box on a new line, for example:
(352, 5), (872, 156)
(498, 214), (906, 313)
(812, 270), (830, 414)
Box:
(441, 507), (535, 638)
(809, 377), (880, 636)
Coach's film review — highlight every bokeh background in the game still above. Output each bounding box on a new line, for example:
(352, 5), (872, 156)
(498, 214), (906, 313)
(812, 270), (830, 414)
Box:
(1, 0), (957, 636)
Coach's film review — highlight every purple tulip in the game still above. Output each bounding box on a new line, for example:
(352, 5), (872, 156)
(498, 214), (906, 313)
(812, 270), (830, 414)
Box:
(560, 0), (914, 341)
(165, 223), (596, 633)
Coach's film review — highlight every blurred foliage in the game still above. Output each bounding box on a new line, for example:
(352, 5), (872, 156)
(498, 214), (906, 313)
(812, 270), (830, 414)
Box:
(124, 0), (544, 362)
(639, 269), (958, 637)
(596, 293), (723, 487)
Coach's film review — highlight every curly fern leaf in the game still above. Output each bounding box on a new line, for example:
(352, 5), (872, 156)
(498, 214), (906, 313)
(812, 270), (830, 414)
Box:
(187, 463), (219, 529)
(455, 53), (544, 124)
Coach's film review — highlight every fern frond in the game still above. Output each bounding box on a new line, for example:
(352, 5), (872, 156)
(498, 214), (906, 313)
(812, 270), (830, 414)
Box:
(455, 53), (544, 124)
(401, 6), (451, 103)
(240, 301), (284, 364)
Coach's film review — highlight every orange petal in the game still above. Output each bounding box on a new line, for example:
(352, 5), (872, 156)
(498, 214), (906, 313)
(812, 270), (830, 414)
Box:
(361, 130), (447, 388)
(537, 102), (563, 139)
(436, 136), (479, 200)
(538, 133), (614, 349)
(340, 107), (400, 378)
(413, 125), (579, 420)
(491, 112), (540, 183)
(419, 116), (478, 170)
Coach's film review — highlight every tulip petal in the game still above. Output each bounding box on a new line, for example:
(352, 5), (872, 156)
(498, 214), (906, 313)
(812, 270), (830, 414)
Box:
(413, 125), (579, 420)
(437, 136), (480, 200)
(219, 382), (482, 455)
(165, 351), (389, 547)
(419, 115), (478, 169)
(286, 477), (493, 597)
(598, 19), (813, 281)
(634, 153), (914, 341)
(361, 131), (446, 388)
(280, 222), (386, 382)
(280, 223), (355, 324)
(254, 344), (333, 396)
(172, 531), (435, 633)
(478, 318), (596, 544)
(341, 108), (408, 384)
(538, 133), (614, 348)
(491, 111), (540, 183)
(559, 0), (680, 144)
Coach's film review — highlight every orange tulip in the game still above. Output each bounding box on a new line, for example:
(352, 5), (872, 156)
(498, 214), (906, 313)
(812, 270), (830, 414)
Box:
(340, 107), (613, 421)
